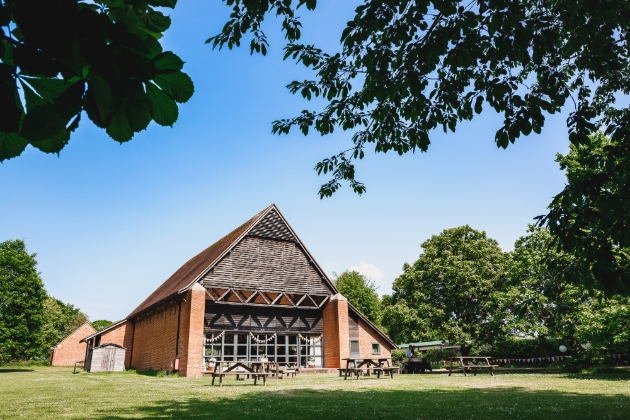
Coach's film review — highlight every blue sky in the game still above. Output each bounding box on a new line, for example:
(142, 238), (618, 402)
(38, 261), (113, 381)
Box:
(0, 1), (570, 321)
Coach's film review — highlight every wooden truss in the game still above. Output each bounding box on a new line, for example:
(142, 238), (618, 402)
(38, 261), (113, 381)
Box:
(204, 287), (329, 309)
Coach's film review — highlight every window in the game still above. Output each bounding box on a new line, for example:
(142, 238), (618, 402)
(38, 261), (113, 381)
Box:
(203, 332), (324, 370)
(371, 342), (381, 355)
(349, 339), (360, 358)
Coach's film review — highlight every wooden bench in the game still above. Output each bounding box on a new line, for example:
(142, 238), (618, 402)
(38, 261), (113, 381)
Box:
(211, 372), (270, 386)
(270, 364), (298, 379)
(73, 360), (84, 374)
(344, 368), (370, 380)
(448, 356), (497, 376)
(373, 366), (400, 378)
(464, 365), (498, 376)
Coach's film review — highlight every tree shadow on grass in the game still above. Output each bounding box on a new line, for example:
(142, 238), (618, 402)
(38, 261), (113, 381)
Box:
(96, 385), (630, 419)
(0, 368), (34, 373)
(563, 370), (630, 381)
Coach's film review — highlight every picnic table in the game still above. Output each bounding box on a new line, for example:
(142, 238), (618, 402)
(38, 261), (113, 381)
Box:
(210, 361), (270, 386)
(447, 356), (497, 376)
(340, 358), (399, 380)
(269, 362), (299, 379)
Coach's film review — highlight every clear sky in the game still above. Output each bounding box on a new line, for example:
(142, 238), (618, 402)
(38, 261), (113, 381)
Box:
(0, 1), (571, 322)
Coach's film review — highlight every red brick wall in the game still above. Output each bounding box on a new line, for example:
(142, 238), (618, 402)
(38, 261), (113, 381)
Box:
(322, 294), (350, 368)
(178, 284), (205, 377)
(128, 284), (205, 376)
(130, 302), (180, 372)
(50, 323), (96, 366)
(100, 321), (135, 368)
(357, 318), (392, 359)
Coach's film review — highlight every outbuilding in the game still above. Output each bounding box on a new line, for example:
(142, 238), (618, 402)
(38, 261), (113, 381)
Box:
(85, 343), (126, 372)
(81, 204), (396, 376)
(49, 322), (96, 367)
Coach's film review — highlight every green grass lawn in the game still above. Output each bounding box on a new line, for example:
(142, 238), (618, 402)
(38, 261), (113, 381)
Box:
(1, 367), (630, 419)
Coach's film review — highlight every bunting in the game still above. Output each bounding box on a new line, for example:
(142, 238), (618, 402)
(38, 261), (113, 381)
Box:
(492, 354), (627, 364)
(491, 355), (572, 364)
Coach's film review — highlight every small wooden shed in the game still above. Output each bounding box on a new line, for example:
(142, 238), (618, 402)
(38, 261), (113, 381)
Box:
(85, 343), (126, 372)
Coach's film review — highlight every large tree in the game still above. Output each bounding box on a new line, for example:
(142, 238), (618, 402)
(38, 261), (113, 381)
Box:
(506, 225), (630, 357)
(0, 0), (193, 161)
(0, 239), (46, 362)
(333, 270), (381, 325)
(382, 226), (510, 354)
(504, 226), (590, 345)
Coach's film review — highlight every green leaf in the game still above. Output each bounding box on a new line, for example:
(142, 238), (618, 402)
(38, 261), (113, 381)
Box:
(19, 81), (46, 111)
(474, 96), (483, 114)
(20, 105), (66, 142)
(126, 92), (153, 132)
(87, 76), (112, 121)
(153, 52), (184, 71)
(154, 71), (194, 103)
(20, 77), (68, 103)
(29, 129), (71, 154)
(146, 83), (178, 126)
(0, 132), (28, 162)
(106, 106), (134, 143)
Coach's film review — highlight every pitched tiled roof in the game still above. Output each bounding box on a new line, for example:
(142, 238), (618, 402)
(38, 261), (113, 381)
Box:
(127, 205), (272, 318)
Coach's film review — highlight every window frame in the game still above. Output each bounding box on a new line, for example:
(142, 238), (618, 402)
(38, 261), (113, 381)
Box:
(371, 342), (381, 355)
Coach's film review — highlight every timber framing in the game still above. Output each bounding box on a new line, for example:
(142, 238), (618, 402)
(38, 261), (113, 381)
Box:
(204, 286), (329, 309)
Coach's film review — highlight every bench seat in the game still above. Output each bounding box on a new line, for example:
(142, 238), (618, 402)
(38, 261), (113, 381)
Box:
(211, 372), (270, 386)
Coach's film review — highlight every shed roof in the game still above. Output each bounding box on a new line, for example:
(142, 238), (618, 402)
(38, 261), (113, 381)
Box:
(95, 343), (126, 349)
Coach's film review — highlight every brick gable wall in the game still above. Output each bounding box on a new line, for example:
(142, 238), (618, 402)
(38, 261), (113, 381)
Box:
(98, 321), (135, 368)
(128, 284), (205, 377)
(129, 302), (180, 372)
(50, 323), (96, 366)
(357, 318), (392, 359)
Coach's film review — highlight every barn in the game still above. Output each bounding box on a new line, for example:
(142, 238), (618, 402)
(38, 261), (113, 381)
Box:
(81, 205), (395, 376)
(49, 322), (96, 366)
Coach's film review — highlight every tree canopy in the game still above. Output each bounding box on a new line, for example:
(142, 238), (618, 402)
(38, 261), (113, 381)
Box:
(0, 239), (46, 362)
(0, 0), (193, 161)
(382, 225), (510, 354)
(333, 270), (381, 325)
(213, 0), (630, 198)
(40, 297), (89, 353)
(537, 132), (630, 296)
(91, 319), (114, 332)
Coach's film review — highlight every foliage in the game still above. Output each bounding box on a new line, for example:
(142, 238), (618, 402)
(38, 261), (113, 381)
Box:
(39, 297), (88, 355)
(537, 132), (630, 296)
(91, 319), (113, 332)
(0, 239), (46, 363)
(486, 337), (561, 359)
(333, 270), (381, 325)
(424, 348), (459, 363)
(574, 295), (630, 355)
(503, 225), (590, 344)
(390, 348), (406, 363)
(382, 226), (510, 354)
(0, 0), (193, 161)
(212, 0), (630, 199)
